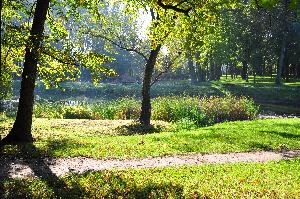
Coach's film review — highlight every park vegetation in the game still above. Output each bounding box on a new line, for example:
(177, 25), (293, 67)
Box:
(0, 0), (300, 198)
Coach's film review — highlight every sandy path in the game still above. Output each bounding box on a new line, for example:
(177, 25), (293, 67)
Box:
(1, 150), (299, 179)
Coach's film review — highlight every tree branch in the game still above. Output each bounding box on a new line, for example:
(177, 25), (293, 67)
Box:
(87, 30), (148, 61)
(42, 49), (78, 66)
(157, 0), (192, 16)
(151, 52), (181, 86)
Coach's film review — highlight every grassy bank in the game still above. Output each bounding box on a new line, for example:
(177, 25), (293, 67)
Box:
(1, 158), (299, 198)
(1, 118), (299, 159)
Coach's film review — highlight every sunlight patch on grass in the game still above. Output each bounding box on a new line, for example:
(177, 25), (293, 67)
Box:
(1, 158), (300, 198)
(1, 118), (300, 159)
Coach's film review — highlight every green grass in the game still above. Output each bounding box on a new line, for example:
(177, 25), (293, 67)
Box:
(1, 158), (300, 198)
(1, 118), (299, 159)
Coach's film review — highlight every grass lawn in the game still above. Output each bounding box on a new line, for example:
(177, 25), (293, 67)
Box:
(1, 118), (300, 159)
(1, 158), (299, 198)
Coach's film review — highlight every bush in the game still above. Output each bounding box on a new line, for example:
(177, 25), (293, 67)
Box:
(63, 105), (94, 119)
(34, 102), (64, 118)
(199, 95), (259, 125)
(152, 96), (258, 126)
(91, 98), (140, 120)
(152, 97), (205, 125)
(32, 96), (258, 126)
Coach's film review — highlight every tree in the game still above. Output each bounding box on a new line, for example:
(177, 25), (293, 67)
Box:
(83, 2), (180, 126)
(0, 0), (114, 145)
(0, 0), (51, 145)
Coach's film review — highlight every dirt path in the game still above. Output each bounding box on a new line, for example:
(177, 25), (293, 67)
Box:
(1, 150), (300, 179)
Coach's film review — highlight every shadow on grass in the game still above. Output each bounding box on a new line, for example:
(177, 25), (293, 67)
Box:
(261, 131), (300, 139)
(115, 123), (166, 136)
(0, 143), (185, 198)
(0, 143), (85, 199)
(248, 142), (273, 151)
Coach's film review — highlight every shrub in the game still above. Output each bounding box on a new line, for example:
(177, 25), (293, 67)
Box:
(200, 95), (259, 125)
(91, 98), (140, 120)
(152, 97), (205, 125)
(152, 96), (258, 126)
(63, 105), (94, 119)
(32, 96), (258, 126)
(34, 102), (64, 118)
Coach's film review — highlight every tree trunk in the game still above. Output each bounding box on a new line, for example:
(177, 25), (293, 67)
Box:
(215, 62), (222, 80)
(0, 0), (50, 145)
(195, 52), (206, 82)
(187, 50), (197, 85)
(296, 63), (300, 78)
(262, 59), (266, 76)
(276, 38), (287, 85)
(241, 61), (248, 81)
(225, 64), (228, 79)
(209, 61), (215, 81)
(139, 45), (161, 126)
(285, 63), (289, 82)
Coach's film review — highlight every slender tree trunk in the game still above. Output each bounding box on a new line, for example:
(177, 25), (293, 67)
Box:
(262, 59), (266, 76)
(195, 52), (206, 82)
(269, 65), (273, 78)
(0, 0), (50, 145)
(285, 63), (289, 82)
(209, 61), (216, 81)
(241, 60), (248, 81)
(276, 38), (287, 85)
(0, 0), (3, 102)
(225, 64), (228, 79)
(215, 62), (222, 80)
(187, 50), (197, 85)
(296, 63), (300, 78)
(139, 45), (161, 126)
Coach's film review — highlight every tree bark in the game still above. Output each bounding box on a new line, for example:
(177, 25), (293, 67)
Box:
(187, 50), (197, 85)
(0, 0), (50, 145)
(195, 52), (206, 82)
(215, 62), (222, 80)
(139, 45), (161, 126)
(276, 38), (287, 85)
(209, 61), (215, 81)
(296, 63), (300, 78)
(241, 61), (248, 81)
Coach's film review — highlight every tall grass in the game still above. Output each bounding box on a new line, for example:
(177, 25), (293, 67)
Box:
(33, 96), (258, 126)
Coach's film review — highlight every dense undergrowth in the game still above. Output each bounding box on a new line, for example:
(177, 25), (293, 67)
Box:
(28, 96), (258, 126)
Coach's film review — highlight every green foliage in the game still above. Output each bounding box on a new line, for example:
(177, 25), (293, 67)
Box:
(1, 0), (116, 93)
(1, 158), (300, 198)
(34, 98), (140, 120)
(200, 95), (258, 124)
(152, 95), (258, 125)
(33, 96), (258, 126)
(63, 106), (94, 119)
(152, 96), (204, 124)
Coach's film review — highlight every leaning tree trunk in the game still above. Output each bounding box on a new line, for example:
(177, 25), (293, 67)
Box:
(0, 0), (50, 145)
(139, 45), (161, 126)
